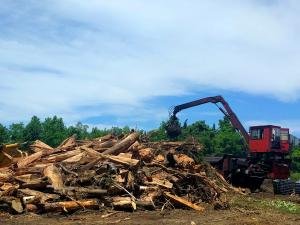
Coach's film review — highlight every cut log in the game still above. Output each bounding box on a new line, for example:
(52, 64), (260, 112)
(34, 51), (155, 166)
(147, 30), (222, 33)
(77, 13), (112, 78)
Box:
(164, 192), (204, 212)
(108, 155), (139, 167)
(154, 154), (165, 163)
(43, 164), (64, 190)
(112, 196), (136, 211)
(173, 154), (195, 169)
(44, 149), (82, 163)
(127, 141), (141, 152)
(82, 146), (139, 167)
(30, 140), (53, 153)
(42, 199), (99, 213)
(138, 148), (154, 162)
(97, 140), (117, 149)
(17, 148), (60, 168)
(97, 134), (114, 142)
(17, 151), (44, 168)
(58, 135), (77, 149)
(103, 132), (139, 155)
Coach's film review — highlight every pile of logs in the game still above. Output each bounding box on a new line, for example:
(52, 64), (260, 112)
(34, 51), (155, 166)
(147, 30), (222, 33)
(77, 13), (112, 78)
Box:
(0, 133), (235, 214)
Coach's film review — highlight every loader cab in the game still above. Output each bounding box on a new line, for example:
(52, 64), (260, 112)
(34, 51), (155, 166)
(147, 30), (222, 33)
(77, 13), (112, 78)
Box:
(249, 125), (288, 154)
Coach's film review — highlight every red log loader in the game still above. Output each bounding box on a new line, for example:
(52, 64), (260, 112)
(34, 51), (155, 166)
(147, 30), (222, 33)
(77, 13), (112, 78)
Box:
(166, 95), (292, 191)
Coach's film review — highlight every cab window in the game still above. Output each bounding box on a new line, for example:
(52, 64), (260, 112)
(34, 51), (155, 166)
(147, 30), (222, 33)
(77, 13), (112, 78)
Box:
(271, 128), (280, 141)
(280, 130), (289, 141)
(251, 129), (263, 139)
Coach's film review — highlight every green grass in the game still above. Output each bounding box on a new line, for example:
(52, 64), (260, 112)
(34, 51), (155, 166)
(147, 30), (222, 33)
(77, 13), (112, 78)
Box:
(291, 172), (300, 181)
(260, 199), (300, 214)
(230, 196), (300, 215)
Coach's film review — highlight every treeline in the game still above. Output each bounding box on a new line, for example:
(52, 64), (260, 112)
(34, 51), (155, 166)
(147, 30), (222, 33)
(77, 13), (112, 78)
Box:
(0, 116), (133, 148)
(0, 115), (245, 156)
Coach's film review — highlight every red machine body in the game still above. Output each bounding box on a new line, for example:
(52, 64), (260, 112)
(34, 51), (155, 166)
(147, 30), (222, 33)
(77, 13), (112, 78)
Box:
(249, 126), (290, 154)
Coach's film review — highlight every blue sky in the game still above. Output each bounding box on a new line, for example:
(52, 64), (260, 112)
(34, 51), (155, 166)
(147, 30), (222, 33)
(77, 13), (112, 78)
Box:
(0, 0), (300, 135)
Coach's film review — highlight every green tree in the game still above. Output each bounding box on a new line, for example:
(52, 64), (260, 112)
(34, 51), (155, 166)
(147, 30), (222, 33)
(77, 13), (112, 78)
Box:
(89, 127), (110, 139)
(122, 126), (131, 135)
(0, 123), (9, 143)
(9, 123), (25, 143)
(180, 120), (216, 155)
(291, 147), (300, 172)
(148, 121), (168, 142)
(42, 116), (67, 147)
(24, 116), (43, 142)
(214, 117), (245, 156)
(67, 122), (89, 140)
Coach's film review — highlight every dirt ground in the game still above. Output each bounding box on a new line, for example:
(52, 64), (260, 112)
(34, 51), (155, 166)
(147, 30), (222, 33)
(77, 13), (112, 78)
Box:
(1, 193), (300, 225)
(1, 180), (300, 225)
(0, 208), (298, 225)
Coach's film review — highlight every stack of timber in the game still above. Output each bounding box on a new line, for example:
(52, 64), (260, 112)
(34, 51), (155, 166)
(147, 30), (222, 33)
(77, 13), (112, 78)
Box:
(0, 133), (236, 214)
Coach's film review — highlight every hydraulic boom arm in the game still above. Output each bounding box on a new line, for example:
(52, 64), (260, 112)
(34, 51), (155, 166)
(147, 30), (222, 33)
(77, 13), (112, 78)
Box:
(169, 95), (250, 143)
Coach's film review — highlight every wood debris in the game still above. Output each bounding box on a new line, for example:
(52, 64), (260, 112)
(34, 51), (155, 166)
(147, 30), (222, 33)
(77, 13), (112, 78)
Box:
(0, 132), (234, 214)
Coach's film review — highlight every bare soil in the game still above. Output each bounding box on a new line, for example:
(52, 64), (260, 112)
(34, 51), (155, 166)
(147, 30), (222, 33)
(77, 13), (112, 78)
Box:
(2, 180), (300, 225)
(1, 193), (300, 225)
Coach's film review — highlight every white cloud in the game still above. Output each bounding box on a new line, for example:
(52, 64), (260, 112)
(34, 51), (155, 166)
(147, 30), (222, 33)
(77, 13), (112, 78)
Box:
(0, 0), (300, 125)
